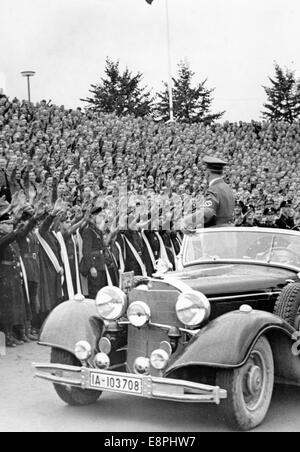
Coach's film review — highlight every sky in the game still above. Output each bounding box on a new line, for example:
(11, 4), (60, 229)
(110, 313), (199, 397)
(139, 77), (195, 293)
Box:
(0, 0), (300, 122)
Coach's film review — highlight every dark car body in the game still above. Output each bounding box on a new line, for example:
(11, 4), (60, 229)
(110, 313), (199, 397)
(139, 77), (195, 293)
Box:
(34, 228), (300, 429)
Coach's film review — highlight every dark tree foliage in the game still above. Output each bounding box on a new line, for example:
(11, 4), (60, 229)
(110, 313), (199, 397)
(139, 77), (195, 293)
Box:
(82, 58), (153, 117)
(262, 63), (300, 123)
(155, 61), (225, 124)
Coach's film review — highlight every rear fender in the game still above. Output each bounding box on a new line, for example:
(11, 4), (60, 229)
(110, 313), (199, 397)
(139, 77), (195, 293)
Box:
(39, 299), (103, 356)
(165, 309), (295, 376)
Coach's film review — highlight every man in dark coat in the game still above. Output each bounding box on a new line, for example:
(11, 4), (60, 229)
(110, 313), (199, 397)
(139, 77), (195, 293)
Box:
(184, 156), (235, 229)
(0, 158), (11, 203)
(118, 229), (147, 277)
(276, 201), (295, 230)
(201, 156), (235, 228)
(80, 208), (118, 299)
(16, 203), (46, 338)
(37, 205), (64, 317)
(0, 219), (28, 347)
(141, 229), (161, 275)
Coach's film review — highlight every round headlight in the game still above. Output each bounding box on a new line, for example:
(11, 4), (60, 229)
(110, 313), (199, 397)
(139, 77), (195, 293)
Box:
(127, 301), (151, 328)
(95, 286), (127, 321)
(74, 341), (92, 361)
(150, 349), (170, 370)
(176, 291), (211, 327)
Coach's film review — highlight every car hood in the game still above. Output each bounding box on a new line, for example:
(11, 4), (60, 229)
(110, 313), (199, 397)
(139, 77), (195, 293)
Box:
(163, 263), (296, 296)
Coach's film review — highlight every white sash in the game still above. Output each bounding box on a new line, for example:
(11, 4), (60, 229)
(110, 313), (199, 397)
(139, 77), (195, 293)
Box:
(141, 230), (156, 270)
(170, 239), (178, 271)
(19, 256), (30, 305)
(54, 231), (75, 300)
(105, 265), (113, 287)
(71, 235), (82, 296)
(76, 230), (88, 297)
(35, 230), (62, 274)
(124, 236), (147, 277)
(155, 232), (172, 270)
(115, 241), (125, 273)
(177, 233), (183, 246)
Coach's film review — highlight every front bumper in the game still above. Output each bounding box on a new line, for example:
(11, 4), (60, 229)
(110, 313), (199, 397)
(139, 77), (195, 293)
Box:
(33, 363), (227, 405)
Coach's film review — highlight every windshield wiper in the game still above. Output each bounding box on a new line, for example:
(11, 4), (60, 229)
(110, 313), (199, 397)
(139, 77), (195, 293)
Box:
(267, 235), (276, 264)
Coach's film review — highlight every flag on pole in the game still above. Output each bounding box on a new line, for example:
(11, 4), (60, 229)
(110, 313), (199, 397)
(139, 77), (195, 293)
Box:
(145, 0), (154, 4)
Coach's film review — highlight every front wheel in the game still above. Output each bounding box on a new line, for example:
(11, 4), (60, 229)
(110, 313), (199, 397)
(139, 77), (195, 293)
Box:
(51, 348), (102, 406)
(216, 336), (274, 431)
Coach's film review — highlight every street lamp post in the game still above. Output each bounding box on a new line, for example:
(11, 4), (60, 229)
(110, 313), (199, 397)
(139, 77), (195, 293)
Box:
(21, 71), (36, 102)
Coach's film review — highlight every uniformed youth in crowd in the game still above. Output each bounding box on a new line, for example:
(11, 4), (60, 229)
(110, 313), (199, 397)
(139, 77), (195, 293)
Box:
(0, 196), (46, 347)
(0, 151), (298, 349)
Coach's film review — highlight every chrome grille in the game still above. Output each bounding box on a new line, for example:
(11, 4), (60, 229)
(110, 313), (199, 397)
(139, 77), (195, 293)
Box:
(127, 288), (180, 375)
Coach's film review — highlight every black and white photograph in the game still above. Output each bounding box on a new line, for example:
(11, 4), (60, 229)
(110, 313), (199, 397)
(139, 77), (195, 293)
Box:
(1, 0), (300, 435)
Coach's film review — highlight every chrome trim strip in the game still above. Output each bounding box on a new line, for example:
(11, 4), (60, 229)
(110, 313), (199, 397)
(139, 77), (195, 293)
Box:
(183, 259), (300, 273)
(208, 291), (281, 303)
(149, 321), (172, 331)
(118, 320), (198, 336)
(35, 373), (82, 387)
(154, 276), (191, 294)
(150, 322), (199, 336)
(193, 227), (300, 236)
(179, 327), (201, 336)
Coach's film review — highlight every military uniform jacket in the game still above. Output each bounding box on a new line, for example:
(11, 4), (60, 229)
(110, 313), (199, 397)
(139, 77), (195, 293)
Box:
(204, 178), (235, 227)
(81, 224), (106, 277)
(16, 218), (39, 283)
(117, 231), (145, 276)
(142, 230), (161, 274)
(0, 231), (22, 280)
(0, 230), (27, 326)
(38, 214), (64, 311)
(0, 170), (11, 202)
(276, 215), (295, 230)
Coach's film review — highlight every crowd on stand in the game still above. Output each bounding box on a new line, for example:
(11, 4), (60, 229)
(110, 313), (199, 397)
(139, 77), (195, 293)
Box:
(1, 94), (300, 347)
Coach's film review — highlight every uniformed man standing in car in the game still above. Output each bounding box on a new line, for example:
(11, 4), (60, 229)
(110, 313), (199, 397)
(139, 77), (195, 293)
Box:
(184, 156), (235, 229)
(202, 156), (235, 228)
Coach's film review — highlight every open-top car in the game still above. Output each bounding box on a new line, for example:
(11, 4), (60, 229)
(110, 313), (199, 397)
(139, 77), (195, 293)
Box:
(34, 227), (300, 431)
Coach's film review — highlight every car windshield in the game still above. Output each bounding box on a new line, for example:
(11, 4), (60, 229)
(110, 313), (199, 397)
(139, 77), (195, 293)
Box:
(184, 228), (300, 269)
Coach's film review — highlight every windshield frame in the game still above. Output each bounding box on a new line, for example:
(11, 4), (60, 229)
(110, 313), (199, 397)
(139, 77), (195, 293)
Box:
(181, 227), (300, 273)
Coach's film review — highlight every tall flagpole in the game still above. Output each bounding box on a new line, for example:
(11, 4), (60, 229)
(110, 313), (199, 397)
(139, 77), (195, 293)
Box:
(165, 0), (174, 122)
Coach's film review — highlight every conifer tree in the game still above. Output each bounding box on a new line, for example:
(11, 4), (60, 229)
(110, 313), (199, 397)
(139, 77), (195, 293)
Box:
(155, 61), (224, 124)
(262, 63), (300, 123)
(83, 58), (153, 117)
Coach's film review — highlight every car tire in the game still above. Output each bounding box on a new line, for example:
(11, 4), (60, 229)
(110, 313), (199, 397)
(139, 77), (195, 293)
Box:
(51, 348), (102, 406)
(216, 336), (274, 431)
(274, 283), (300, 330)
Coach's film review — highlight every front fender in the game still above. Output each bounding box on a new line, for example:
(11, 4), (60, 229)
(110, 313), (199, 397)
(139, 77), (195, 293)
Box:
(39, 299), (103, 355)
(166, 309), (295, 375)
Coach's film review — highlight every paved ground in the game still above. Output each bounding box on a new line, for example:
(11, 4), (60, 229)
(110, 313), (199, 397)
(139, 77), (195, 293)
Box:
(0, 342), (299, 432)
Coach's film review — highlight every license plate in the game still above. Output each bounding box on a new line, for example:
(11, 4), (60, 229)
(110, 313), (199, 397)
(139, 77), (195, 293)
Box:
(89, 372), (142, 395)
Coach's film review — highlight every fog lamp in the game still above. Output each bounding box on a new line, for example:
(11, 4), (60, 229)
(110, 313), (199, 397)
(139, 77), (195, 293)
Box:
(99, 337), (112, 355)
(133, 357), (150, 375)
(127, 301), (151, 328)
(150, 349), (170, 370)
(94, 353), (110, 370)
(74, 341), (92, 361)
